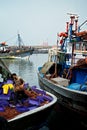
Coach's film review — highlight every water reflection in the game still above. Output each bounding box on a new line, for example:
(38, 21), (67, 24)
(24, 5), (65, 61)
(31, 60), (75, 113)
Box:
(2, 59), (36, 86)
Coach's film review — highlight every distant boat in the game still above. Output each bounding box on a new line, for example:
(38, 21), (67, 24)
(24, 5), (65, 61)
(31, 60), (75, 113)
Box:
(38, 14), (87, 117)
(0, 33), (34, 59)
(0, 59), (57, 130)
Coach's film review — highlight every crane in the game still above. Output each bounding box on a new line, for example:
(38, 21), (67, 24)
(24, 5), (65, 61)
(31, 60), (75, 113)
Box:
(78, 20), (87, 32)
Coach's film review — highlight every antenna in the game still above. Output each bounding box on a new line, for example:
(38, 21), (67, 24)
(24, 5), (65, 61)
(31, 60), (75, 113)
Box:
(67, 13), (79, 17)
(67, 13), (79, 20)
(79, 20), (87, 28)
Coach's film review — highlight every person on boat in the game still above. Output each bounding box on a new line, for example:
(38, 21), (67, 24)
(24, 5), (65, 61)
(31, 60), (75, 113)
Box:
(13, 78), (28, 104)
(0, 71), (38, 105)
(13, 76), (38, 104)
(10, 73), (20, 84)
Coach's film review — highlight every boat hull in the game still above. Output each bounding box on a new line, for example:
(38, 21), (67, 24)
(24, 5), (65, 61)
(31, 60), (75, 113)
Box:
(0, 48), (34, 59)
(7, 91), (57, 130)
(38, 73), (87, 117)
(0, 55), (30, 60)
(8, 106), (52, 130)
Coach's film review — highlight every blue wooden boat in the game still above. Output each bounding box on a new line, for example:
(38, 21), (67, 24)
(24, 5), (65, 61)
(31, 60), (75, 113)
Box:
(38, 58), (87, 116)
(38, 14), (87, 116)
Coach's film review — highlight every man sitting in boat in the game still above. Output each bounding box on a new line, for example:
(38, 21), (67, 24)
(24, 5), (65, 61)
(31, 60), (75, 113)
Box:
(10, 75), (39, 104)
(0, 70), (39, 105)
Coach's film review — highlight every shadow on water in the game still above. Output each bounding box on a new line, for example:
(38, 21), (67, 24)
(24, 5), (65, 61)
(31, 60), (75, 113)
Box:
(24, 102), (87, 130)
(38, 102), (87, 130)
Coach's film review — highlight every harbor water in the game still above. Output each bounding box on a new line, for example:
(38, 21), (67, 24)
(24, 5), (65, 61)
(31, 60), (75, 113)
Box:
(2, 54), (87, 130)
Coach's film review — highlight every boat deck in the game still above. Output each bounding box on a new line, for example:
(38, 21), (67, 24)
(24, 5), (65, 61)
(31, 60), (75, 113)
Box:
(50, 77), (70, 87)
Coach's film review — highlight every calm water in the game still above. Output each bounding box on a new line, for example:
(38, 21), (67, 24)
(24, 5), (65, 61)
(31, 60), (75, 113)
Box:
(2, 54), (87, 130)
(3, 53), (48, 87)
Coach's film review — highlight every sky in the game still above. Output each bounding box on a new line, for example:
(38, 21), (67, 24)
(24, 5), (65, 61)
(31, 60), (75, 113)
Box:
(0, 0), (87, 46)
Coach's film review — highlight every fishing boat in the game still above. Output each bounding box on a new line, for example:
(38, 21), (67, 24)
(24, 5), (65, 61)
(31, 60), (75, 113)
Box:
(0, 59), (57, 130)
(0, 33), (34, 59)
(38, 14), (87, 116)
(57, 14), (87, 64)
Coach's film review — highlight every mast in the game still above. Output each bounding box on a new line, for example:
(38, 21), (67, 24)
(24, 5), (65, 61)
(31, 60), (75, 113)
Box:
(17, 33), (24, 48)
(67, 13), (79, 65)
(18, 33), (21, 48)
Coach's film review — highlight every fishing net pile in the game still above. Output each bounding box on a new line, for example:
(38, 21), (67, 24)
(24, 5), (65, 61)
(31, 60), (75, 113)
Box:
(0, 78), (53, 120)
(73, 58), (87, 68)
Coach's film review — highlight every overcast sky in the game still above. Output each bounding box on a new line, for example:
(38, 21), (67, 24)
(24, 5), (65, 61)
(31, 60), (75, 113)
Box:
(0, 0), (87, 46)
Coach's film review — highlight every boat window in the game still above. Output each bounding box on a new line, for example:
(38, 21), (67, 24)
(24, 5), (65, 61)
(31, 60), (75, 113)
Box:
(75, 43), (80, 50)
